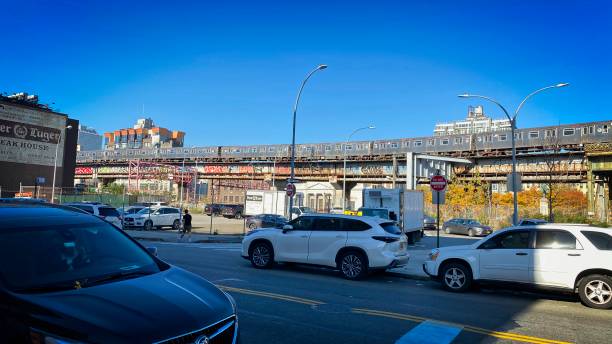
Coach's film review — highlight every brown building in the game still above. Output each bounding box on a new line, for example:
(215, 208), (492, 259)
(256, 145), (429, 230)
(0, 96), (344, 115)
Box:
(103, 118), (185, 150)
(0, 93), (78, 197)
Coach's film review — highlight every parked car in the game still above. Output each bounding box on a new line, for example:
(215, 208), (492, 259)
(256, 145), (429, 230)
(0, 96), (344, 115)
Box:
(246, 214), (288, 230)
(518, 218), (548, 226)
(329, 207), (344, 214)
(205, 203), (224, 216)
(0, 201), (239, 343)
(423, 224), (612, 309)
(63, 202), (123, 228)
(423, 215), (437, 230)
(135, 201), (169, 207)
(123, 206), (182, 230)
(442, 218), (492, 237)
(117, 205), (147, 220)
(222, 204), (244, 219)
(241, 214), (409, 280)
(290, 206), (313, 217)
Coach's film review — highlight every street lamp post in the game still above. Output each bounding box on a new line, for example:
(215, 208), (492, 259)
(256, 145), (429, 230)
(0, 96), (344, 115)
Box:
(458, 83), (569, 225)
(288, 64), (327, 220)
(342, 125), (375, 212)
(51, 125), (73, 203)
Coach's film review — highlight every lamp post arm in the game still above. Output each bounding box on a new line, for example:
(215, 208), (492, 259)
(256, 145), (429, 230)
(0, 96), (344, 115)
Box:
(514, 85), (559, 119)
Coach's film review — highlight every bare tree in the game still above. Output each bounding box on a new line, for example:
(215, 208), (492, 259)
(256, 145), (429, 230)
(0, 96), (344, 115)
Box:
(540, 129), (575, 222)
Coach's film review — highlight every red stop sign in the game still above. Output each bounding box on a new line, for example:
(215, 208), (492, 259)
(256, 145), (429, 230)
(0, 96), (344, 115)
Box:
(430, 175), (447, 192)
(286, 183), (296, 197)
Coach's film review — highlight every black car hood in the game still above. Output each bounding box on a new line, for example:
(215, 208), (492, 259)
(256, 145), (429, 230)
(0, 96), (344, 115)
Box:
(17, 267), (234, 344)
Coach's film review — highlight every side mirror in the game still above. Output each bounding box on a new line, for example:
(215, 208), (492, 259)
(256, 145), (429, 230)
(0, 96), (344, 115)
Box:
(282, 224), (293, 233)
(146, 247), (158, 257)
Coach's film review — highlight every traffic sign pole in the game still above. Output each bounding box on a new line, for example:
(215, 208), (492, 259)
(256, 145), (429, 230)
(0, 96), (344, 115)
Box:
(436, 191), (440, 248)
(430, 173), (447, 249)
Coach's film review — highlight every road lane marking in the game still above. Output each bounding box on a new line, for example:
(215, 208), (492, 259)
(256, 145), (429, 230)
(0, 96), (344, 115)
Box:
(218, 285), (572, 344)
(395, 320), (462, 344)
(352, 308), (572, 344)
(217, 285), (323, 306)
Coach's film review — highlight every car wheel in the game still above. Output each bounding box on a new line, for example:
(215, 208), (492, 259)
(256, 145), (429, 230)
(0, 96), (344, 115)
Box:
(441, 262), (472, 292)
(468, 228), (475, 237)
(578, 274), (612, 309)
(144, 220), (153, 231)
(445, 227), (451, 234)
(250, 242), (274, 269)
(235, 212), (242, 219)
(338, 251), (367, 280)
(248, 223), (257, 230)
(172, 219), (180, 230)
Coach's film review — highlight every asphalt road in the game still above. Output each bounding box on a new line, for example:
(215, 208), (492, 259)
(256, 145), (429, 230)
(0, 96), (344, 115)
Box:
(143, 241), (612, 344)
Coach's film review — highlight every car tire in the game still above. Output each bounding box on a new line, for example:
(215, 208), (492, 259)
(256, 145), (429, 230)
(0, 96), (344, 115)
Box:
(440, 262), (472, 292)
(578, 274), (612, 309)
(445, 227), (451, 234)
(249, 242), (274, 269)
(172, 220), (181, 230)
(144, 220), (153, 231)
(248, 223), (257, 230)
(468, 229), (475, 237)
(338, 251), (368, 280)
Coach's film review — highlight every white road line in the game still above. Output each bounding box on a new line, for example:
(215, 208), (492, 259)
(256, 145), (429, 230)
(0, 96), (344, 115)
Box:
(395, 320), (463, 344)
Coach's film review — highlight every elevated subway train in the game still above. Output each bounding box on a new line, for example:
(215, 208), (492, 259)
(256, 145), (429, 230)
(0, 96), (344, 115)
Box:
(78, 120), (612, 162)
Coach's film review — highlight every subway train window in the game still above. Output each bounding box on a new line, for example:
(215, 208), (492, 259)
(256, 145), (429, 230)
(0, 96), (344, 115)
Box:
(440, 139), (449, 145)
(498, 134), (507, 141)
(529, 131), (540, 139)
(563, 128), (575, 136)
(414, 140), (423, 146)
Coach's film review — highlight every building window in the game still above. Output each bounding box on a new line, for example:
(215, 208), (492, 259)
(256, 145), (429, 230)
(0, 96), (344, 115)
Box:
(563, 128), (575, 136)
(441, 139), (449, 145)
(413, 140), (422, 147)
(498, 134), (507, 141)
(529, 131), (539, 139)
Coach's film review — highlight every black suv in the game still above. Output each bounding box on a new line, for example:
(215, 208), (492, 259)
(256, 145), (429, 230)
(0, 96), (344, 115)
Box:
(0, 200), (239, 343)
(205, 203), (225, 216)
(221, 204), (244, 219)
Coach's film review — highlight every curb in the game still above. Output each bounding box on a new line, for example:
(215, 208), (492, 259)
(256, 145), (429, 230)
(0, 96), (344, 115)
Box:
(130, 235), (243, 244)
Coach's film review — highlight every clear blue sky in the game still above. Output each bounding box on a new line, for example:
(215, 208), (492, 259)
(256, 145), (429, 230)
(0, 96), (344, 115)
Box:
(1, 0), (611, 146)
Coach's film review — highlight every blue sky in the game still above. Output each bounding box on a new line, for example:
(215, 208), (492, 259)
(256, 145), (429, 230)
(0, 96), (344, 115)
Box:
(1, 0), (611, 146)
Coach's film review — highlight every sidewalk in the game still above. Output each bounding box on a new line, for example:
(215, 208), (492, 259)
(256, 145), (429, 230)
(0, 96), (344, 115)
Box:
(125, 229), (243, 244)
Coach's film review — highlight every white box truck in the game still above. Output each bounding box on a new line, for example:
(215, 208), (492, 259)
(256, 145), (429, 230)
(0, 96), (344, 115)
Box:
(361, 188), (424, 244)
(245, 190), (288, 217)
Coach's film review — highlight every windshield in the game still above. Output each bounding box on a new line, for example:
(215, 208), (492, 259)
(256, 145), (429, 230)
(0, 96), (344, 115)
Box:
(137, 208), (152, 214)
(0, 222), (160, 292)
(465, 220), (481, 225)
(300, 207), (313, 213)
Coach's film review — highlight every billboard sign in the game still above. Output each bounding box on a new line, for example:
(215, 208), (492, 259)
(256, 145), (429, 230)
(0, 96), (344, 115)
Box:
(0, 103), (66, 167)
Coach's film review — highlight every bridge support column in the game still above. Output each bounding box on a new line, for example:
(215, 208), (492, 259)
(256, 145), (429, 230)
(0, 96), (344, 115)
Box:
(587, 166), (594, 217)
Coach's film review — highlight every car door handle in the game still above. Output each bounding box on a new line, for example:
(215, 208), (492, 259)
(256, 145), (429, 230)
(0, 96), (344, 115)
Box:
(515, 252), (528, 256)
(568, 253), (581, 257)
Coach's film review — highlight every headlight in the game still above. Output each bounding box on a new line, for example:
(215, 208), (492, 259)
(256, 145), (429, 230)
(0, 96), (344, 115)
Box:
(428, 249), (440, 261)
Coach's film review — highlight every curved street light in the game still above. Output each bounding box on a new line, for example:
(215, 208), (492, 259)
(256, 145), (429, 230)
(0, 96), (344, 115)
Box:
(51, 125), (73, 203)
(458, 83), (569, 225)
(343, 125), (376, 212)
(288, 64), (327, 219)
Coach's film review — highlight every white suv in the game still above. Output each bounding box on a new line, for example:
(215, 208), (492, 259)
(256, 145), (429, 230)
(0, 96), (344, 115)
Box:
(63, 202), (122, 229)
(123, 206), (182, 231)
(423, 224), (612, 309)
(241, 214), (409, 280)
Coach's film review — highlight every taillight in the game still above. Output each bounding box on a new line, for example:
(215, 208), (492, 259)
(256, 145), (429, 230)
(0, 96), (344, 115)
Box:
(372, 236), (399, 243)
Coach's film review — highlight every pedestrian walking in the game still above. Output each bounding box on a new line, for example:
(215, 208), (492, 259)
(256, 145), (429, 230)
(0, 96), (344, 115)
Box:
(179, 209), (193, 242)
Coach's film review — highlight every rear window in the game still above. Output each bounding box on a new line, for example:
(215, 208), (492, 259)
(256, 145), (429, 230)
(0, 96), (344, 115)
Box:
(380, 222), (401, 235)
(581, 231), (612, 250)
(98, 207), (120, 217)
